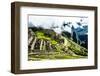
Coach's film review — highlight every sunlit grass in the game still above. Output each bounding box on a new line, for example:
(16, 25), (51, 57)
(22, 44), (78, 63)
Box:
(28, 52), (87, 61)
(28, 30), (88, 61)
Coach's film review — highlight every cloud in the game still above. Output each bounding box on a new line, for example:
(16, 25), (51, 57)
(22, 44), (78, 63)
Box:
(28, 15), (88, 34)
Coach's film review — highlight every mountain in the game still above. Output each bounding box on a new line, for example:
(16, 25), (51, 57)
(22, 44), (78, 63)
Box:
(28, 26), (88, 61)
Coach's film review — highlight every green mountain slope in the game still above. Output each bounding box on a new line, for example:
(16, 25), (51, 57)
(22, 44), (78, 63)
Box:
(28, 27), (88, 61)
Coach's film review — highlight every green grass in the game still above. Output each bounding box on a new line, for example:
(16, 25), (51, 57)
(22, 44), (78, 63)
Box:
(28, 52), (87, 61)
(28, 31), (88, 61)
(36, 31), (51, 40)
(36, 31), (58, 45)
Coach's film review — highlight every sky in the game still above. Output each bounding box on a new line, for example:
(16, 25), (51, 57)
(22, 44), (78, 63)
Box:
(28, 15), (88, 34)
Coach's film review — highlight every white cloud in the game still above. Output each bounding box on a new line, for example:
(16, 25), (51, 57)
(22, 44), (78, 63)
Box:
(29, 15), (88, 34)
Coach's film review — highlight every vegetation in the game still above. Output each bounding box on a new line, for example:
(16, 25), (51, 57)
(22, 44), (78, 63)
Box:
(28, 27), (88, 61)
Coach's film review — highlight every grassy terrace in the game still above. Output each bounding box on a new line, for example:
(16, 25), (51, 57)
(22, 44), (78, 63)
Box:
(28, 31), (88, 61)
(36, 31), (58, 45)
(28, 52), (86, 61)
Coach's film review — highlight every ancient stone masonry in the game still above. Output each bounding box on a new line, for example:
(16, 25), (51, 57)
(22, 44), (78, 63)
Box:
(28, 28), (56, 53)
(28, 28), (71, 53)
(31, 37), (37, 51)
(28, 29), (35, 45)
(28, 27), (87, 57)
